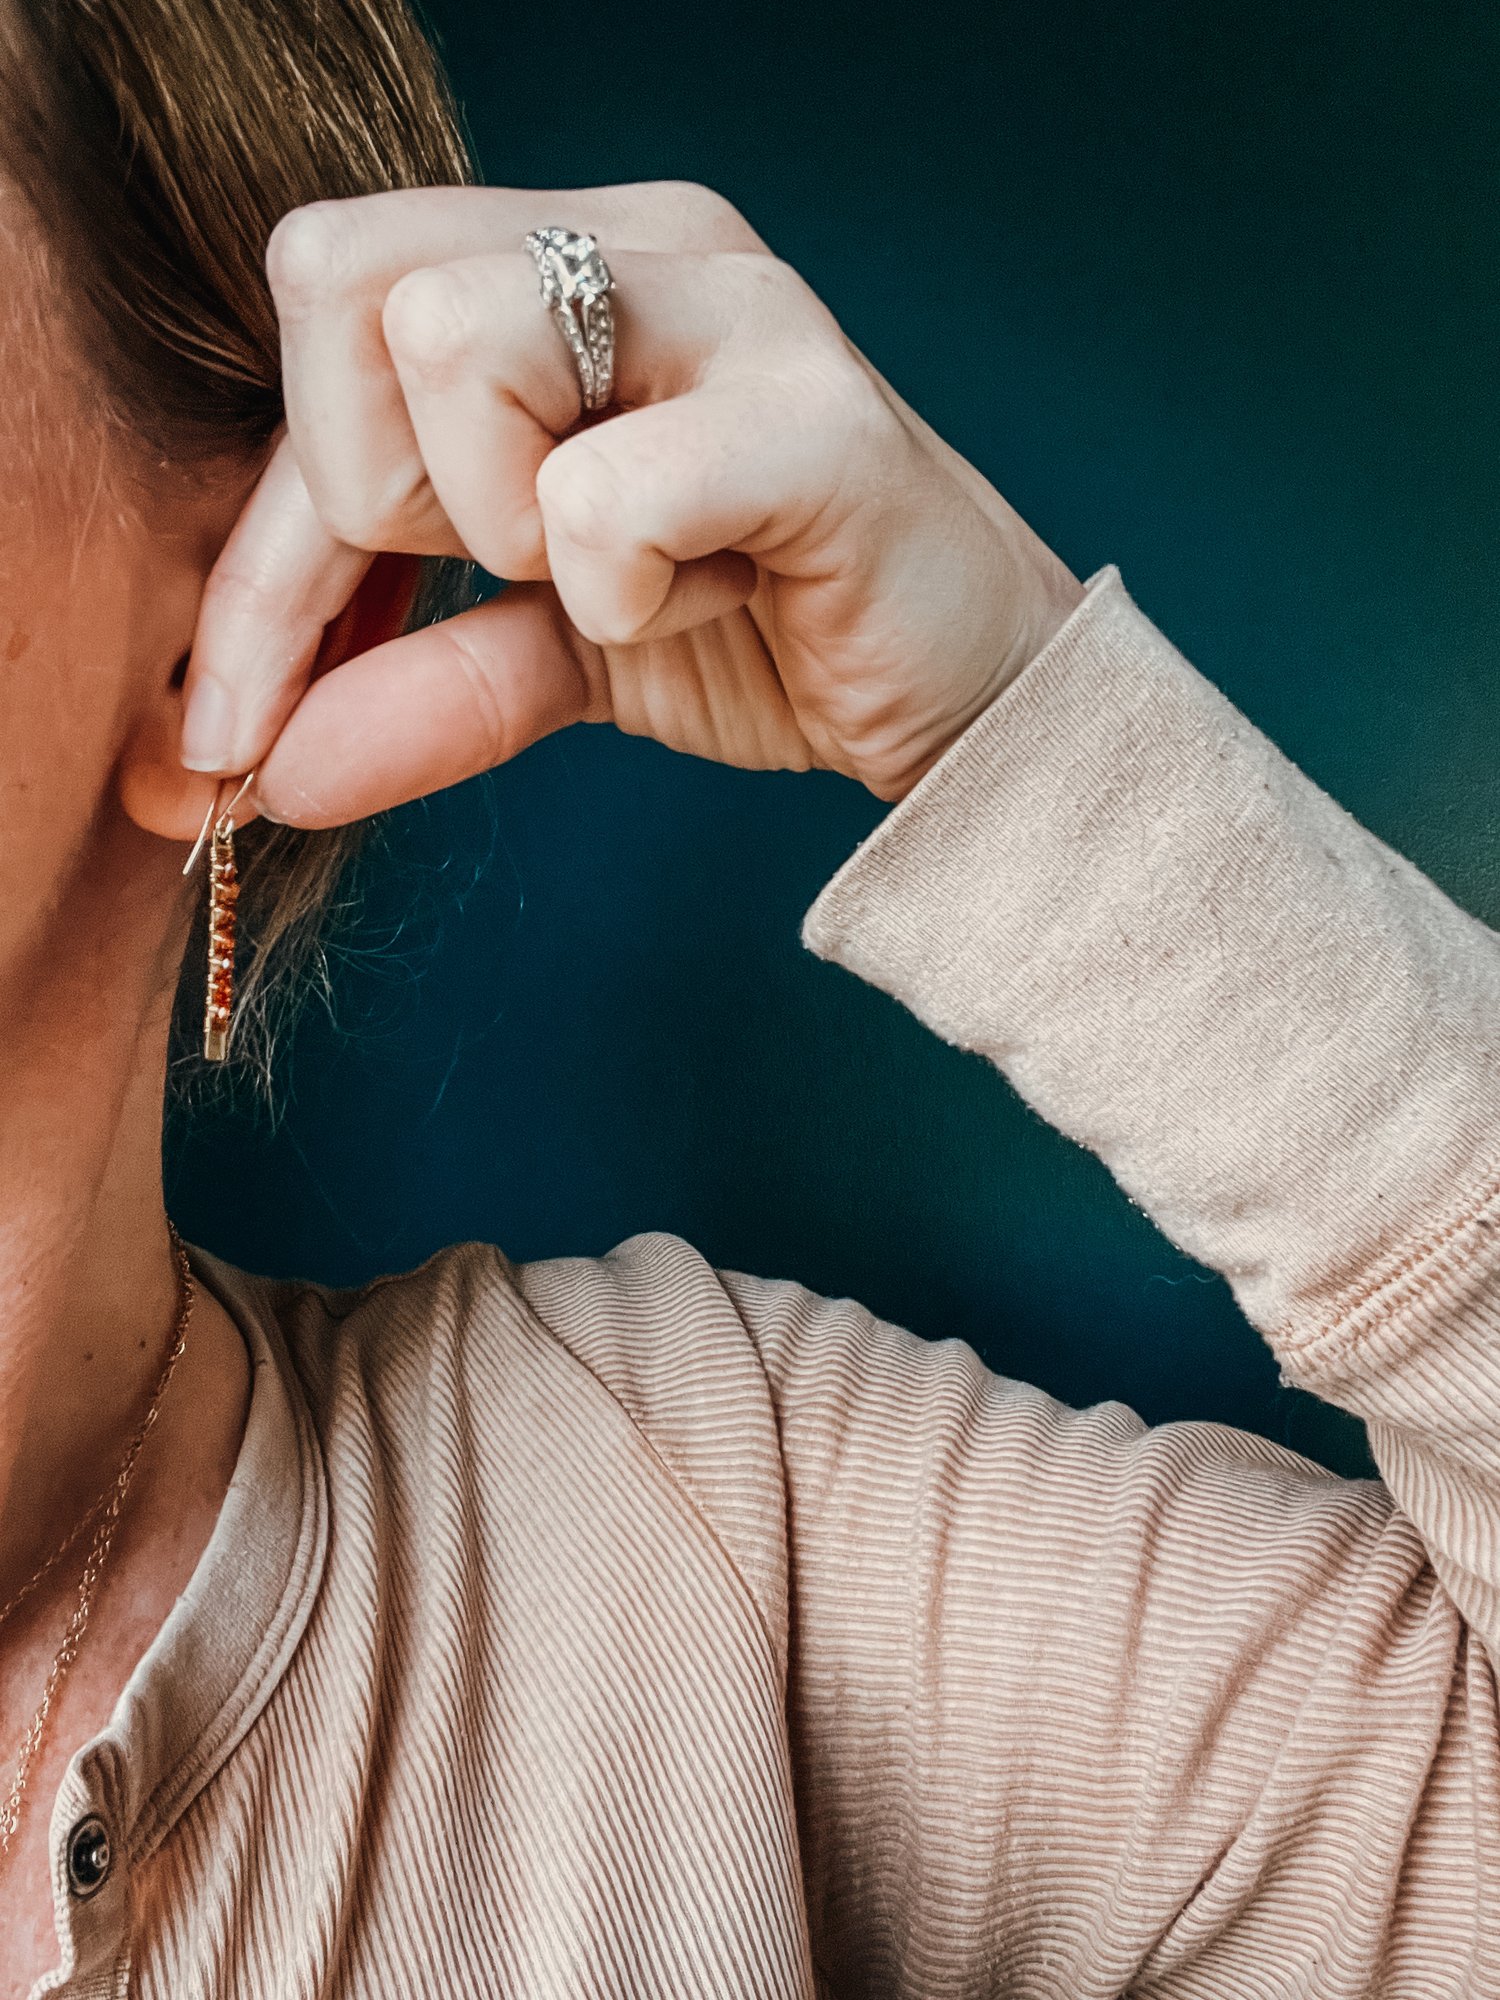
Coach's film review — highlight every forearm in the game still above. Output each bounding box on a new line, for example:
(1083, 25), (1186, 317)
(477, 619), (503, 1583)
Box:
(803, 565), (1500, 1638)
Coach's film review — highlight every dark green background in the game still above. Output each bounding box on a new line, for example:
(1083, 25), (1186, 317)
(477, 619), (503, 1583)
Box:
(167, 0), (1499, 1478)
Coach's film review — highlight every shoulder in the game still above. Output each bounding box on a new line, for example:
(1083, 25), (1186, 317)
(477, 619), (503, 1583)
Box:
(271, 1231), (794, 1658)
(508, 1232), (793, 1641)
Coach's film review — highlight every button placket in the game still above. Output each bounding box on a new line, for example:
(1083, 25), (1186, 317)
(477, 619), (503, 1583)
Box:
(50, 1763), (132, 1993)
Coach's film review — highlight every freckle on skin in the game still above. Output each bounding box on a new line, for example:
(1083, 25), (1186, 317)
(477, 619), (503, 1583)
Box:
(3, 629), (29, 662)
(83, 1350), (94, 1363)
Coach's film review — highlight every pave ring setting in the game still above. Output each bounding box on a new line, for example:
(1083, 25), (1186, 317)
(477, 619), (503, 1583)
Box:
(524, 225), (616, 412)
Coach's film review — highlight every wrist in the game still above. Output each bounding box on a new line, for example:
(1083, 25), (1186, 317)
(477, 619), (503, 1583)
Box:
(882, 541), (1086, 804)
(1013, 544), (1088, 677)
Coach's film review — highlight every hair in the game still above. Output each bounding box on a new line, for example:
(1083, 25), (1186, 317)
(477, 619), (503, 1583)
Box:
(0, 0), (475, 1097)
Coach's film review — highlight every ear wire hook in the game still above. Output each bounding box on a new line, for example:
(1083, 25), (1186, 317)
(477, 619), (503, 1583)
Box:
(182, 793), (220, 878)
(182, 770), (257, 877)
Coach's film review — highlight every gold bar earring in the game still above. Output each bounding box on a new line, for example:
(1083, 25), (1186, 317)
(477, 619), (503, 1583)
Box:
(182, 772), (255, 1062)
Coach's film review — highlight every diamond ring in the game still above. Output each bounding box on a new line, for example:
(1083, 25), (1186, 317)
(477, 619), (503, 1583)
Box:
(524, 225), (616, 412)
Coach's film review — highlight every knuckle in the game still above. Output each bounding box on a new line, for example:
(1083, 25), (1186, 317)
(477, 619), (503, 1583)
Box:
(201, 560), (274, 637)
(664, 178), (735, 219)
(643, 179), (761, 251)
(589, 611), (647, 650)
(440, 623), (511, 767)
(265, 200), (360, 306)
(466, 507), (547, 585)
(317, 502), (386, 554)
(720, 250), (813, 320)
(800, 341), (886, 443)
(574, 588), (647, 649)
(312, 470), (417, 553)
(765, 252), (820, 307)
(827, 341), (883, 415)
(203, 558), (263, 615)
(382, 266), (476, 383)
(535, 440), (625, 556)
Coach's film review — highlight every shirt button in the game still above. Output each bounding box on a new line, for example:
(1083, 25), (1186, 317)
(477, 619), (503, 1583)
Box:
(66, 1816), (112, 1899)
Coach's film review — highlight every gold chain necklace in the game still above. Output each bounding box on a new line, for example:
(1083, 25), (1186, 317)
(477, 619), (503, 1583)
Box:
(0, 1224), (195, 1854)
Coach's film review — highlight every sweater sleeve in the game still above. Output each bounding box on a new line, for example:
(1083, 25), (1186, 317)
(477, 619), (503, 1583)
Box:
(802, 564), (1500, 1651)
(714, 568), (1500, 1994)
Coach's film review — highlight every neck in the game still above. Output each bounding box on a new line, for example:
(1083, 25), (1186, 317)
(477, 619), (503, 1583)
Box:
(0, 820), (193, 1603)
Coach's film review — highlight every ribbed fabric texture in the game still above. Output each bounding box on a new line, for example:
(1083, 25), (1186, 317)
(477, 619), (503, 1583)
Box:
(40, 567), (1500, 1995)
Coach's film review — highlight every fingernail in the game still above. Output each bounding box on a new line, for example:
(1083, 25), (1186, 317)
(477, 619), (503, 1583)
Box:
(180, 676), (238, 772)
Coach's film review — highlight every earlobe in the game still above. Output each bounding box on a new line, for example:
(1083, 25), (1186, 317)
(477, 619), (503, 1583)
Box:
(117, 687), (229, 845)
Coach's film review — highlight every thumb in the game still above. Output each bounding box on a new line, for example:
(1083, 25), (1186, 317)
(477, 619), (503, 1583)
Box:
(250, 584), (601, 829)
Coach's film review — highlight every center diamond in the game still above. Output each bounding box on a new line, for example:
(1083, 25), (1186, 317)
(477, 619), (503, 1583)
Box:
(530, 226), (612, 304)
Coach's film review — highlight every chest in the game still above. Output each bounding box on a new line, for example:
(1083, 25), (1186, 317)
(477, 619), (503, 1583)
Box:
(125, 1441), (818, 1999)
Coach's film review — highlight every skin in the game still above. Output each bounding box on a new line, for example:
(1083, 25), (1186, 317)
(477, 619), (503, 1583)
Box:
(0, 178), (1079, 1987)
(0, 213), (257, 1987)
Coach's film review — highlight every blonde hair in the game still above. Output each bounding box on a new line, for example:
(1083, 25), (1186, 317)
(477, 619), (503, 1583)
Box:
(0, 0), (475, 1095)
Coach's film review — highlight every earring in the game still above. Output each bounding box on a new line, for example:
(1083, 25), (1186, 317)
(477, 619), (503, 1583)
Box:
(183, 772), (255, 1062)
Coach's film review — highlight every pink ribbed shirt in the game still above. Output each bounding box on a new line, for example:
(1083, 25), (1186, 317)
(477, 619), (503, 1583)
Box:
(35, 567), (1500, 1995)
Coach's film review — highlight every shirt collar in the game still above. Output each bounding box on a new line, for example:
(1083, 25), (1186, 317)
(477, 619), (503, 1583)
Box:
(62, 1242), (328, 1864)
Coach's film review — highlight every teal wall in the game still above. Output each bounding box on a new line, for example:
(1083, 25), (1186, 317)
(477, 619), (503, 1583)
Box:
(168, 0), (1499, 1478)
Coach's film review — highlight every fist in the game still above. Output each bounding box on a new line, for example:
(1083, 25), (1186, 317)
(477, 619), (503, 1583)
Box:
(182, 180), (1082, 820)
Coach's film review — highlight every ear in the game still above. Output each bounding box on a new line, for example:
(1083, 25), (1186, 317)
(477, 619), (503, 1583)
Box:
(120, 552), (424, 843)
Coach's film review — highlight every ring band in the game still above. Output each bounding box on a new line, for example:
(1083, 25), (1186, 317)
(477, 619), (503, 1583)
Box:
(524, 225), (616, 412)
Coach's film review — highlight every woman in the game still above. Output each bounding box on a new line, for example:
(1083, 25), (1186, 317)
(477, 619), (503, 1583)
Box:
(0, 0), (1494, 1993)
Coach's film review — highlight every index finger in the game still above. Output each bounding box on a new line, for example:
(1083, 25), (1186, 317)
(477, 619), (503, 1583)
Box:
(180, 432), (373, 775)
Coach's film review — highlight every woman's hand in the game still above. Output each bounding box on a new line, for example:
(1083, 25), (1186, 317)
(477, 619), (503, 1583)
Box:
(181, 182), (1084, 821)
